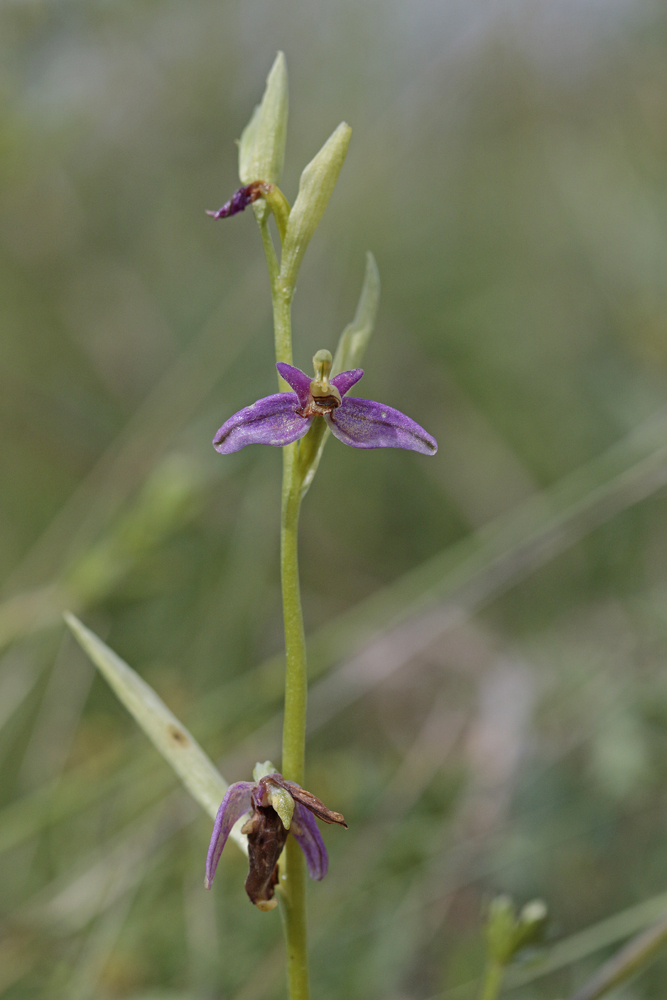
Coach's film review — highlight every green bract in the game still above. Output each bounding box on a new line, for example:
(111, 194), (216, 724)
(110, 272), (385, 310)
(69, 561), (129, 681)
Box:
(280, 121), (352, 291)
(332, 251), (380, 375)
(239, 52), (289, 222)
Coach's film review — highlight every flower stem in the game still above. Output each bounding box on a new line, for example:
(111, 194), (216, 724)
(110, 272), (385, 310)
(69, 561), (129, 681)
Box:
(478, 962), (505, 1000)
(280, 450), (307, 785)
(260, 216), (310, 1000)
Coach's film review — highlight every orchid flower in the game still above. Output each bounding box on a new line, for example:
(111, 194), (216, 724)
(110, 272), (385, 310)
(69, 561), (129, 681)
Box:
(205, 763), (347, 910)
(213, 350), (438, 456)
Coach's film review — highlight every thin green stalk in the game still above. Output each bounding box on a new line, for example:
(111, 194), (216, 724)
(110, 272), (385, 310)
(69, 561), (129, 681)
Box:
(566, 911), (667, 1000)
(478, 962), (504, 1000)
(260, 214), (310, 1000)
(280, 458), (307, 785)
(260, 218), (293, 367)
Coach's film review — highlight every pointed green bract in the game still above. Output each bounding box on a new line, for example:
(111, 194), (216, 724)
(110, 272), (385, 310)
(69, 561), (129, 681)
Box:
(332, 251), (380, 375)
(64, 613), (247, 853)
(239, 52), (288, 185)
(280, 122), (352, 291)
(239, 52), (288, 227)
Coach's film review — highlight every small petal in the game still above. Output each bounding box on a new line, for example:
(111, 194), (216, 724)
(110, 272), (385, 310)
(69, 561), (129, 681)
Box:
(276, 363), (311, 407)
(331, 368), (364, 396)
(291, 802), (329, 880)
(213, 393), (312, 454)
(327, 397), (437, 455)
(205, 782), (254, 888)
(266, 780), (295, 830)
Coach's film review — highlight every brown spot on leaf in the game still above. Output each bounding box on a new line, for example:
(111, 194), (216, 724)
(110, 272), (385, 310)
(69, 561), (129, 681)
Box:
(168, 725), (189, 747)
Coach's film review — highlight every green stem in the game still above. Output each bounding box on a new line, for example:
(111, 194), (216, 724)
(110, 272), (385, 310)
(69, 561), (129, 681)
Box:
(259, 215), (310, 1000)
(280, 453), (307, 785)
(478, 962), (504, 1000)
(260, 219), (292, 366)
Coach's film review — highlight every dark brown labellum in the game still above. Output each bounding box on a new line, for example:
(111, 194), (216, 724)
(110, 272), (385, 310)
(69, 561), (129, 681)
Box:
(241, 806), (289, 909)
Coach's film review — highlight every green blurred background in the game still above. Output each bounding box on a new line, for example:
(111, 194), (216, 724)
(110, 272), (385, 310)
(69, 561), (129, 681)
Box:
(3, 1), (667, 997)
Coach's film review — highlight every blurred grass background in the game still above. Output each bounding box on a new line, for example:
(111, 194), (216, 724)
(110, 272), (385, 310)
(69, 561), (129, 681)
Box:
(2, 0), (667, 997)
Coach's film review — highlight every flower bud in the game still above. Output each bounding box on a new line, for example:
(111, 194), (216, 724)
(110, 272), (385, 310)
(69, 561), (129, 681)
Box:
(484, 895), (548, 967)
(515, 899), (548, 950)
(485, 895), (519, 966)
(280, 122), (352, 291)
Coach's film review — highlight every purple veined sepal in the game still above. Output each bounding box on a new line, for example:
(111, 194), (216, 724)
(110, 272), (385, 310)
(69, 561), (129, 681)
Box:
(290, 802), (329, 880)
(213, 393), (313, 454)
(326, 396), (438, 455)
(205, 781), (255, 889)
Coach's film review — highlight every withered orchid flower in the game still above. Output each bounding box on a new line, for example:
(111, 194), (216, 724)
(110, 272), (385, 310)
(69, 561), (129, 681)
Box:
(205, 764), (347, 911)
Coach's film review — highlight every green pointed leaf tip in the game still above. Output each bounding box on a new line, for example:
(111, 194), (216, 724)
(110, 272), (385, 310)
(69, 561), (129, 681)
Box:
(332, 251), (380, 375)
(280, 121), (352, 290)
(238, 52), (288, 187)
(63, 613), (247, 853)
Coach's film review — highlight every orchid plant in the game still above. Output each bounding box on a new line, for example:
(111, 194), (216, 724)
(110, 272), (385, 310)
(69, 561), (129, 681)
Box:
(61, 51), (667, 1000)
(203, 51), (436, 1000)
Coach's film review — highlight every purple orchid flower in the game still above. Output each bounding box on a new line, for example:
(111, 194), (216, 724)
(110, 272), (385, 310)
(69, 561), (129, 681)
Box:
(205, 768), (347, 910)
(213, 350), (438, 456)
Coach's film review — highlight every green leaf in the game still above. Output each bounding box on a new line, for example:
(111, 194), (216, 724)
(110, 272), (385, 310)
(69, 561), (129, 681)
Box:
(64, 613), (246, 852)
(280, 121), (352, 290)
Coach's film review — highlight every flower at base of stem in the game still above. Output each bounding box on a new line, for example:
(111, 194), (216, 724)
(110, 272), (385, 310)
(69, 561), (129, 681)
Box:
(205, 768), (347, 909)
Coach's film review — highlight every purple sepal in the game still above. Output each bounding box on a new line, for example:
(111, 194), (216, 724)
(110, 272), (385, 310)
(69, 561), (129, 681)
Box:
(213, 393), (313, 454)
(327, 397), (438, 454)
(206, 185), (255, 220)
(276, 363), (312, 408)
(205, 782), (254, 888)
(291, 802), (329, 880)
(331, 369), (364, 396)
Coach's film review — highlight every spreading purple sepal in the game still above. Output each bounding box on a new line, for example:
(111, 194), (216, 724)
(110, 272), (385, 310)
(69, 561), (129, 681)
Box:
(291, 802), (329, 880)
(276, 362), (312, 408)
(326, 397), (438, 455)
(213, 392), (313, 454)
(205, 781), (254, 889)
